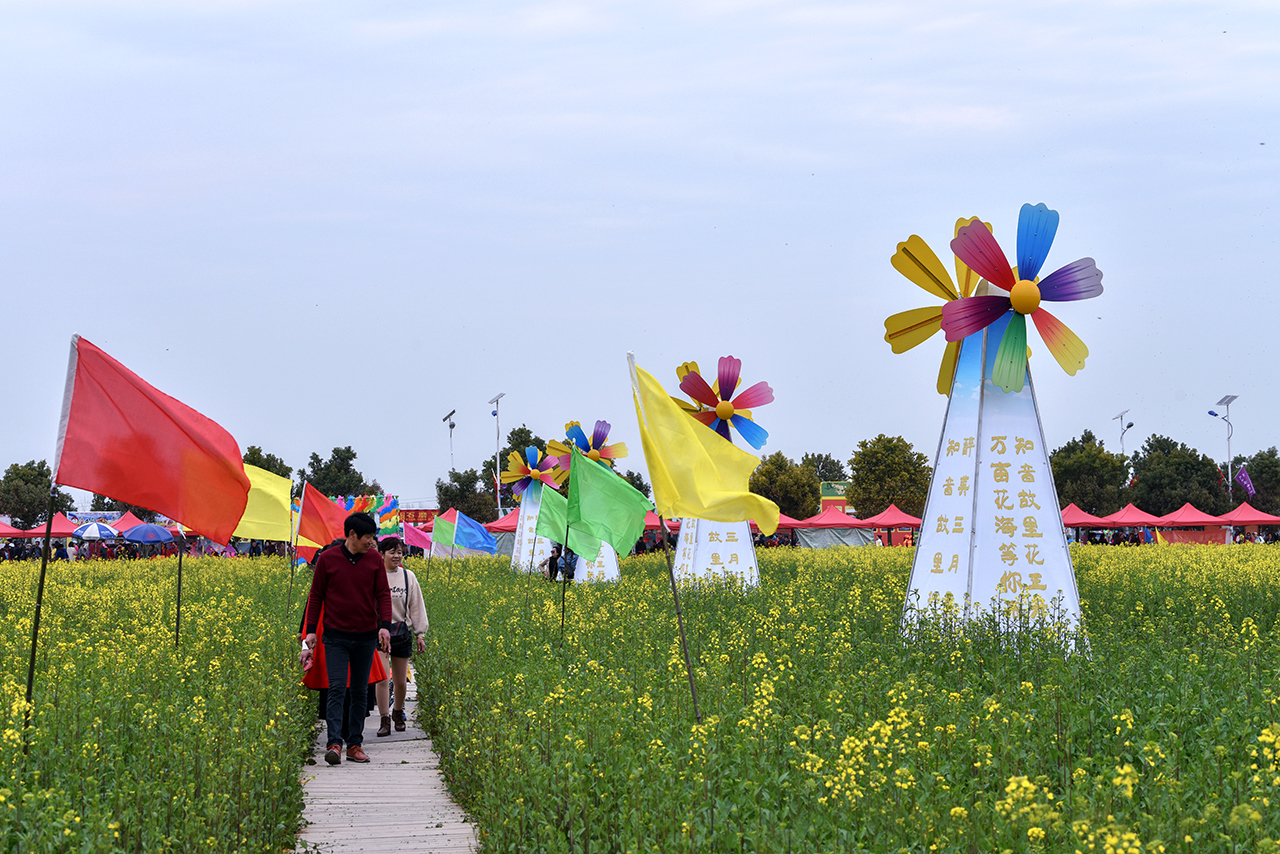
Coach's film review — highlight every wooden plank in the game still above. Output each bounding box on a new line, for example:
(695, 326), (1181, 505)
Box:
(298, 697), (477, 853)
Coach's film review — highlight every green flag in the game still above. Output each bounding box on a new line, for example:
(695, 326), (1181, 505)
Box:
(567, 446), (654, 559)
(535, 483), (568, 544)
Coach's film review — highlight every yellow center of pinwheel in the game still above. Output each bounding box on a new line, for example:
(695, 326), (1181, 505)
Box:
(587, 449), (601, 462)
(1010, 279), (1041, 315)
(715, 400), (735, 420)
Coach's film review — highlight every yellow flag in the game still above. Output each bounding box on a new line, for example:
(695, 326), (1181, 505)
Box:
(629, 354), (779, 535)
(233, 464), (294, 541)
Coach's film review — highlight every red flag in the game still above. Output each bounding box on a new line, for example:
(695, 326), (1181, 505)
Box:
(297, 482), (348, 547)
(53, 336), (250, 544)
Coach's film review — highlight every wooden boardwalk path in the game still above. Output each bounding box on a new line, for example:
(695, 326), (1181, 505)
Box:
(298, 695), (477, 853)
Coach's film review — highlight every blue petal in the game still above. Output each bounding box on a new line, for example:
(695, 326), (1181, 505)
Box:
(1016, 203), (1059, 281)
(566, 423), (590, 452)
(730, 414), (769, 450)
(524, 446), (539, 468)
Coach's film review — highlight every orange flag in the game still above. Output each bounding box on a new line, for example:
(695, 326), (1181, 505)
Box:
(53, 335), (250, 544)
(297, 482), (348, 548)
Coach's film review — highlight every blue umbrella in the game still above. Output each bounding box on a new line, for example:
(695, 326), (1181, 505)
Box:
(123, 523), (174, 545)
(73, 522), (120, 540)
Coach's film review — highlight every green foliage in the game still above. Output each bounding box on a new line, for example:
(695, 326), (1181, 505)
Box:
(622, 469), (651, 499)
(749, 451), (820, 519)
(1231, 447), (1280, 514)
(0, 460), (75, 529)
(436, 468), (498, 523)
(88, 494), (156, 523)
(415, 545), (1280, 852)
(801, 452), (848, 483)
(481, 425), (548, 506)
(302, 446), (380, 498)
(242, 445), (293, 480)
(1129, 434), (1229, 517)
(0, 557), (313, 851)
(846, 434), (931, 517)
(1050, 429), (1129, 516)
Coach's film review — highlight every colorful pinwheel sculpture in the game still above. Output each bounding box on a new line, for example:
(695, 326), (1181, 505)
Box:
(941, 203), (1103, 393)
(500, 446), (567, 498)
(884, 217), (989, 395)
(547, 420), (628, 469)
(676, 355), (773, 449)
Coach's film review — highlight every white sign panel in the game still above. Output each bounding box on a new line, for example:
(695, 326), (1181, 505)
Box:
(672, 518), (759, 586)
(905, 313), (1080, 628)
(574, 541), (620, 582)
(510, 482), (554, 572)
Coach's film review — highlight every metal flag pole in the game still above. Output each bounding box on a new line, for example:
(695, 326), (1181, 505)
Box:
(23, 491), (57, 748)
(659, 515), (701, 724)
(175, 539), (184, 647)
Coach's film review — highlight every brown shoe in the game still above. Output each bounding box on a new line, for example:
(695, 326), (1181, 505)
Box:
(392, 709), (406, 732)
(346, 744), (370, 763)
(377, 715), (392, 737)
(325, 744), (342, 765)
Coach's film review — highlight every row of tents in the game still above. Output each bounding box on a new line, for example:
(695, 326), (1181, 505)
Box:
(0, 510), (170, 539)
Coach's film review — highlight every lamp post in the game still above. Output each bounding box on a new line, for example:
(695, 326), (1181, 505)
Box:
(489, 393), (506, 516)
(1112, 409), (1135, 458)
(1208, 394), (1238, 502)
(442, 409), (457, 470)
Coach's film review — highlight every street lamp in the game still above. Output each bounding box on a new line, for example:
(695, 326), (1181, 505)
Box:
(489, 393), (506, 515)
(442, 409), (457, 470)
(1112, 409), (1135, 458)
(1208, 394), (1238, 502)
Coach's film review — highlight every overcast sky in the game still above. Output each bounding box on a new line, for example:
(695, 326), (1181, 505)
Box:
(2, 0), (1276, 509)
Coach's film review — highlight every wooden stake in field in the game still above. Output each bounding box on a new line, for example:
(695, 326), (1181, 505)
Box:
(659, 516), (701, 724)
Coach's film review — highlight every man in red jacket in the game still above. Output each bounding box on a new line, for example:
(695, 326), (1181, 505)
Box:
(301, 512), (392, 765)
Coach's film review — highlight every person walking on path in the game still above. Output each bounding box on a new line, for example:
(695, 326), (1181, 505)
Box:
(301, 512), (391, 766)
(374, 536), (428, 737)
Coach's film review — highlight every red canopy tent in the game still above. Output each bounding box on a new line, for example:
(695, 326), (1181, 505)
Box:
(798, 506), (863, 528)
(749, 513), (804, 533)
(111, 511), (148, 531)
(486, 509), (520, 533)
(1098, 503), (1163, 527)
(853, 504), (922, 529)
(17, 512), (80, 538)
(0, 520), (24, 537)
(1156, 503), (1225, 527)
(643, 511), (680, 532)
(1218, 503), (1280, 526)
(1061, 503), (1109, 527)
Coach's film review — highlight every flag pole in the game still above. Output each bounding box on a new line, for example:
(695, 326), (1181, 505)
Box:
(659, 516), (701, 724)
(174, 538), (184, 647)
(24, 490), (57, 747)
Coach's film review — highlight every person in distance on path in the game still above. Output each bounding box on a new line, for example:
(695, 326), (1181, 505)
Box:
(301, 512), (392, 765)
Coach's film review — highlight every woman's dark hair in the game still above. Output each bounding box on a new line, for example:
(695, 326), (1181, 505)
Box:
(378, 536), (404, 553)
(344, 512), (377, 537)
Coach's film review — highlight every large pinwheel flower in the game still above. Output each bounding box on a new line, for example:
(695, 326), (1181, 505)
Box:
(547, 420), (628, 469)
(884, 217), (989, 396)
(500, 446), (567, 498)
(677, 355), (773, 449)
(941, 203), (1103, 393)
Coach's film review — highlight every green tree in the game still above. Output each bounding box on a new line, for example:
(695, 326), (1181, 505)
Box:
(481, 425), (549, 506)
(302, 446), (381, 498)
(243, 446), (293, 480)
(622, 469), (652, 499)
(435, 468), (498, 523)
(846, 435), (931, 518)
(1049, 429), (1128, 516)
(89, 494), (156, 523)
(1229, 447), (1280, 514)
(801, 452), (849, 483)
(0, 460), (76, 529)
(749, 452), (820, 520)
(1129, 434), (1229, 517)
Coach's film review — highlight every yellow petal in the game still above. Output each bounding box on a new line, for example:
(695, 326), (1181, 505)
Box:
(891, 235), (958, 302)
(884, 306), (943, 354)
(936, 339), (960, 396)
(675, 361), (700, 382)
(953, 217), (991, 298)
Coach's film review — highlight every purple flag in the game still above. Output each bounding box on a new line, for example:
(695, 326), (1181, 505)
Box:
(1235, 466), (1256, 499)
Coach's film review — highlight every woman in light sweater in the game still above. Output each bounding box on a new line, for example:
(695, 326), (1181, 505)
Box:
(374, 536), (429, 737)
